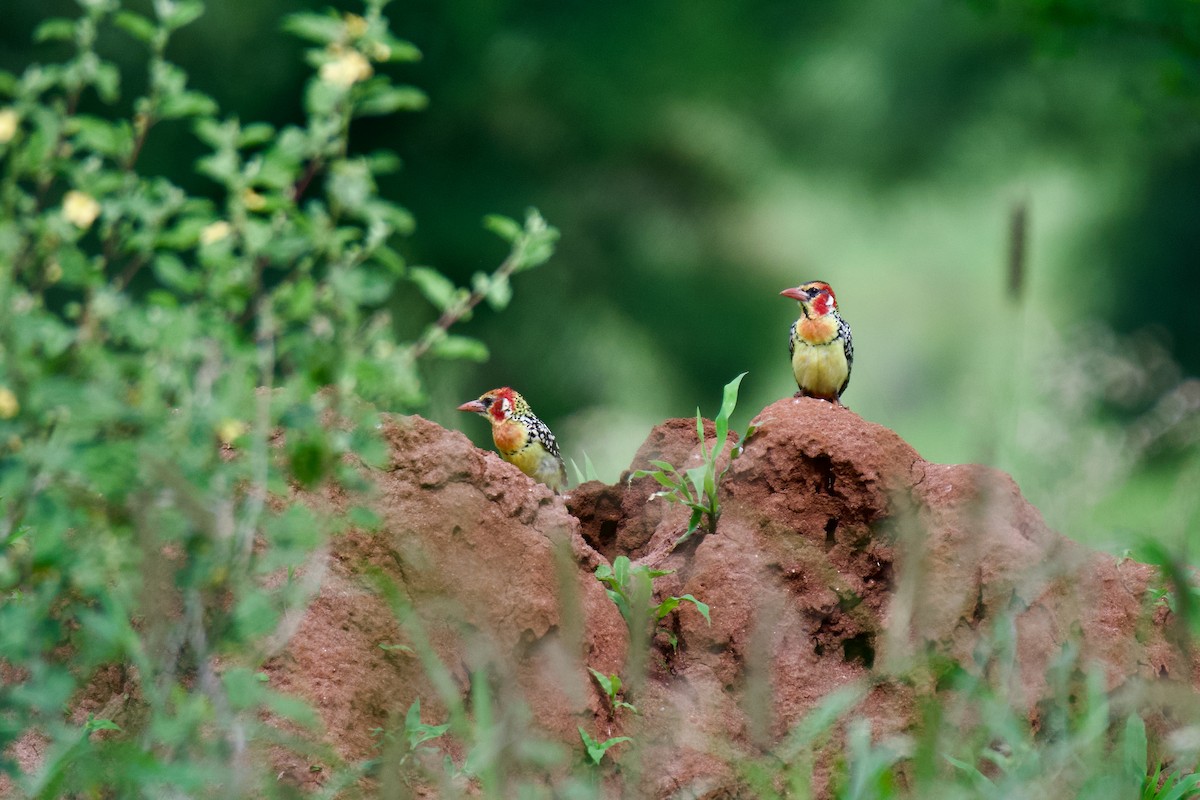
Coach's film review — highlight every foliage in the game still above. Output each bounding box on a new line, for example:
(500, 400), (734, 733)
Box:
(368, 697), (450, 772)
(0, 0), (553, 795)
(359, 597), (1200, 798)
(569, 452), (601, 486)
(577, 727), (631, 767)
(631, 372), (754, 544)
(734, 624), (1200, 800)
(594, 555), (710, 644)
(588, 667), (637, 715)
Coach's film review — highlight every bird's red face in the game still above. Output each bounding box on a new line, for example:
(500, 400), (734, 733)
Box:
(457, 387), (517, 423)
(781, 281), (837, 317)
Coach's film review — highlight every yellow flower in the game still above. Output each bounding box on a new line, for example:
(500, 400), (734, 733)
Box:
(200, 220), (232, 245)
(0, 387), (19, 419)
(370, 41), (392, 62)
(344, 14), (368, 38)
(215, 419), (247, 444)
(241, 189), (267, 211)
(320, 48), (373, 87)
(62, 190), (101, 229)
(0, 108), (18, 144)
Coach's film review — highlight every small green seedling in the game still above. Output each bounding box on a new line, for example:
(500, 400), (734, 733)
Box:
(569, 452), (602, 485)
(578, 726), (632, 766)
(370, 698), (450, 768)
(588, 668), (638, 714)
(631, 372), (756, 545)
(595, 555), (711, 642)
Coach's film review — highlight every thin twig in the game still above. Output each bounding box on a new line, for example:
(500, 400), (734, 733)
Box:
(407, 251), (520, 362)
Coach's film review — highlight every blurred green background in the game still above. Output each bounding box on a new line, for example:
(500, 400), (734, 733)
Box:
(4, 0), (1199, 551)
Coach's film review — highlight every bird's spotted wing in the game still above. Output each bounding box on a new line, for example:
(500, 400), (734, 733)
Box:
(788, 319), (798, 361)
(837, 315), (854, 396)
(521, 414), (562, 460)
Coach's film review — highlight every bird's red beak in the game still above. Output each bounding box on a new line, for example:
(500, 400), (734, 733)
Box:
(780, 287), (807, 301)
(457, 400), (487, 413)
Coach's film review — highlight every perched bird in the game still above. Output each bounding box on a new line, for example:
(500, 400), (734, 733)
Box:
(780, 280), (854, 404)
(457, 387), (568, 492)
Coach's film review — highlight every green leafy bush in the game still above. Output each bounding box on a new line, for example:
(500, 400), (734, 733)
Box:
(0, 0), (553, 794)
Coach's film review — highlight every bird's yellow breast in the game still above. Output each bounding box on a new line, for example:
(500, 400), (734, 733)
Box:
(792, 339), (849, 399)
(505, 444), (544, 475)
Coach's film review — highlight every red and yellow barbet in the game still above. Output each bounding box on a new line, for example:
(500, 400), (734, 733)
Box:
(780, 280), (854, 404)
(457, 387), (568, 492)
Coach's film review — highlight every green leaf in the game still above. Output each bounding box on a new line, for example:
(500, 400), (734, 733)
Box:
(114, 11), (158, 44)
(612, 556), (630, 588)
(160, 0), (205, 31)
(716, 371), (747, 433)
(327, 158), (375, 212)
(71, 115), (133, 160)
(354, 85), (428, 116)
(288, 434), (332, 488)
(152, 253), (200, 293)
(483, 214), (522, 243)
(475, 272), (511, 311)
(262, 689), (321, 730)
(223, 667), (266, 710)
(158, 90), (218, 120)
(587, 668), (614, 699)
(635, 471), (683, 492)
(654, 597), (680, 620)
(677, 594), (711, 623)
(93, 61), (121, 103)
(238, 123), (275, 148)
(583, 452), (599, 482)
(1121, 715), (1146, 789)
(380, 35), (422, 62)
(348, 505), (382, 531)
(429, 335), (488, 362)
(365, 149), (402, 174)
(282, 11), (343, 44)
(578, 727), (631, 766)
(83, 716), (122, 733)
(403, 698), (450, 749)
(34, 19), (76, 43)
(408, 266), (457, 311)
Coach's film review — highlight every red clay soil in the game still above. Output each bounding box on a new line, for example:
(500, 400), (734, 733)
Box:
(5, 398), (1196, 797)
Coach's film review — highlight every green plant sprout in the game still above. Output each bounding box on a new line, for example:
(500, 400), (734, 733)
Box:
(630, 372), (755, 545)
(578, 726), (631, 766)
(588, 667), (637, 715)
(368, 698), (450, 774)
(569, 452), (602, 485)
(595, 555), (711, 639)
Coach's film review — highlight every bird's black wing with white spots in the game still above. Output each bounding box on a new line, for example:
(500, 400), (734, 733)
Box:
(837, 315), (854, 396)
(520, 414), (562, 459)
